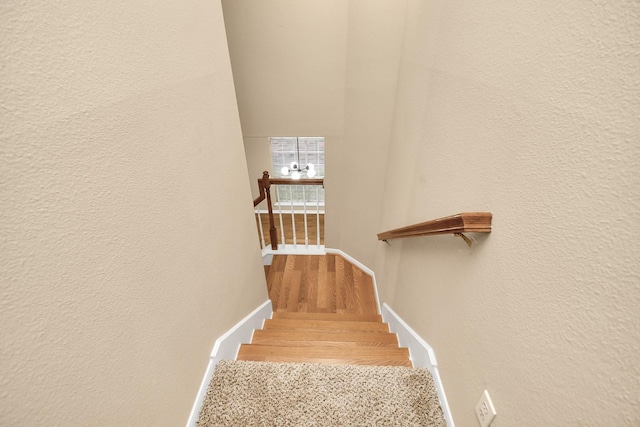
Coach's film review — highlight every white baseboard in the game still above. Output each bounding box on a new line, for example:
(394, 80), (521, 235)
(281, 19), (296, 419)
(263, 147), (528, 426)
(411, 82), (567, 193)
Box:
(262, 253), (274, 265)
(325, 248), (381, 314)
(255, 208), (325, 215)
(185, 300), (273, 427)
(381, 303), (455, 427)
(262, 244), (326, 257)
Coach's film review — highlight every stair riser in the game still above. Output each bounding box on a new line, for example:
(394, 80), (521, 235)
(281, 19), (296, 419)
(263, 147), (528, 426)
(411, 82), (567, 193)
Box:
(238, 344), (409, 358)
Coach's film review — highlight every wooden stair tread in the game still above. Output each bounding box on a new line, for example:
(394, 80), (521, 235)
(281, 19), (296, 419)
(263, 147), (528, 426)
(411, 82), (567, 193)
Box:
(263, 319), (389, 332)
(252, 329), (398, 344)
(238, 344), (409, 359)
(239, 315), (412, 367)
(272, 312), (382, 322)
(236, 354), (412, 367)
(255, 255), (411, 367)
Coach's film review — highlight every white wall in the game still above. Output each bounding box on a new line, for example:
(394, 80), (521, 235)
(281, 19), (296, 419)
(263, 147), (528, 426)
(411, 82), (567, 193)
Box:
(222, 0), (403, 254)
(222, 0), (347, 139)
(373, 1), (640, 425)
(243, 137), (273, 199)
(329, 0), (406, 265)
(1, 1), (268, 425)
(222, 0), (349, 230)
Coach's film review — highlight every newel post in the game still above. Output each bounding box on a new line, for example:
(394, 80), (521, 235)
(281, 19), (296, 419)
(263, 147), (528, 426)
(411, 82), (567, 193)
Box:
(261, 171), (279, 250)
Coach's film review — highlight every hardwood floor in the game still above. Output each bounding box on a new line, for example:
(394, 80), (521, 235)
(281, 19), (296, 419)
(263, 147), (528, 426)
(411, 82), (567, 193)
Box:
(237, 311), (411, 367)
(236, 254), (412, 367)
(266, 254), (377, 314)
(256, 213), (324, 248)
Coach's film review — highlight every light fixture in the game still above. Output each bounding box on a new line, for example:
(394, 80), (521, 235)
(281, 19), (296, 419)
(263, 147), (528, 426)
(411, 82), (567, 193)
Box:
(280, 137), (316, 180)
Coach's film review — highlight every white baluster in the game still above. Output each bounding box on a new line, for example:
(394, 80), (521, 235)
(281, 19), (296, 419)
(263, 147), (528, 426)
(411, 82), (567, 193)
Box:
(316, 186), (321, 247)
(303, 186), (308, 247)
(276, 185), (285, 247)
(290, 186), (297, 247)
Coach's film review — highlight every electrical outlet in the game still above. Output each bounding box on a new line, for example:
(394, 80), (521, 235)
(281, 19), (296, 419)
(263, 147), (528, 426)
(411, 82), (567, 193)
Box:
(475, 389), (497, 427)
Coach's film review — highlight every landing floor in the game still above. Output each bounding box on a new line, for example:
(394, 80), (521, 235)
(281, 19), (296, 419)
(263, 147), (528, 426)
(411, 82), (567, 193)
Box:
(265, 254), (378, 315)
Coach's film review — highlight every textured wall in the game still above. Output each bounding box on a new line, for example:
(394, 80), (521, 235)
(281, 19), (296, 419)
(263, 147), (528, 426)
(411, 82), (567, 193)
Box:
(329, 0), (407, 265)
(374, 0), (640, 425)
(220, 0), (639, 424)
(222, 0), (404, 258)
(243, 137), (273, 199)
(0, 1), (268, 425)
(221, 0), (347, 138)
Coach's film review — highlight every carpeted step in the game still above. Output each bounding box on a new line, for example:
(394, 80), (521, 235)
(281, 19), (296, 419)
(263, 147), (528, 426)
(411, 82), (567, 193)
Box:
(197, 360), (446, 426)
(263, 318), (390, 332)
(237, 343), (411, 366)
(272, 311), (382, 322)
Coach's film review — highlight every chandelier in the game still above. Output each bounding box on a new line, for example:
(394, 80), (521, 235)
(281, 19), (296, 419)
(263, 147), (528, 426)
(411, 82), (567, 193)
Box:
(280, 137), (317, 179)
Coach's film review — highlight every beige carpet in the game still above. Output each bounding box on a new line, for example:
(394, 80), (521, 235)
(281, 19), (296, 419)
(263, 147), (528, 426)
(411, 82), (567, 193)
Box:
(197, 360), (446, 426)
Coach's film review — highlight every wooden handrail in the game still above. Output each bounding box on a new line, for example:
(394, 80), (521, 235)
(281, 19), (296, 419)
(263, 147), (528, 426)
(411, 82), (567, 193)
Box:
(253, 175), (324, 207)
(269, 178), (324, 186)
(252, 171), (269, 207)
(377, 212), (492, 242)
(253, 171), (325, 250)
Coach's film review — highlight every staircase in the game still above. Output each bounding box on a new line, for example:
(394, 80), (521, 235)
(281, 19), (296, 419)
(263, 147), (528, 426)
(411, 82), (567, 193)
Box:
(193, 254), (449, 426)
(237, 311), (412, 367)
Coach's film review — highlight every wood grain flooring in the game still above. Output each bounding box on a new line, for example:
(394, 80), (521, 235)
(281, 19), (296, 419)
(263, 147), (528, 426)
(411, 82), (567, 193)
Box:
(237, 312), (411, 367)
(256, 213), (324, 248)
(237, 254), (412, 367)
(265, 254), (377, 314)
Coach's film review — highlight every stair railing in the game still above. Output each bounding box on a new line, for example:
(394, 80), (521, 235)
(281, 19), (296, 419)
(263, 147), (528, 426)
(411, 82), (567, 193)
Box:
(253, 171), (325, 253)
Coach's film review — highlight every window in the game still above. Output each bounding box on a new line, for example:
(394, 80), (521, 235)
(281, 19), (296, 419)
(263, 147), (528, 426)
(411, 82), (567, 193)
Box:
(270, 136), (325, 205)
